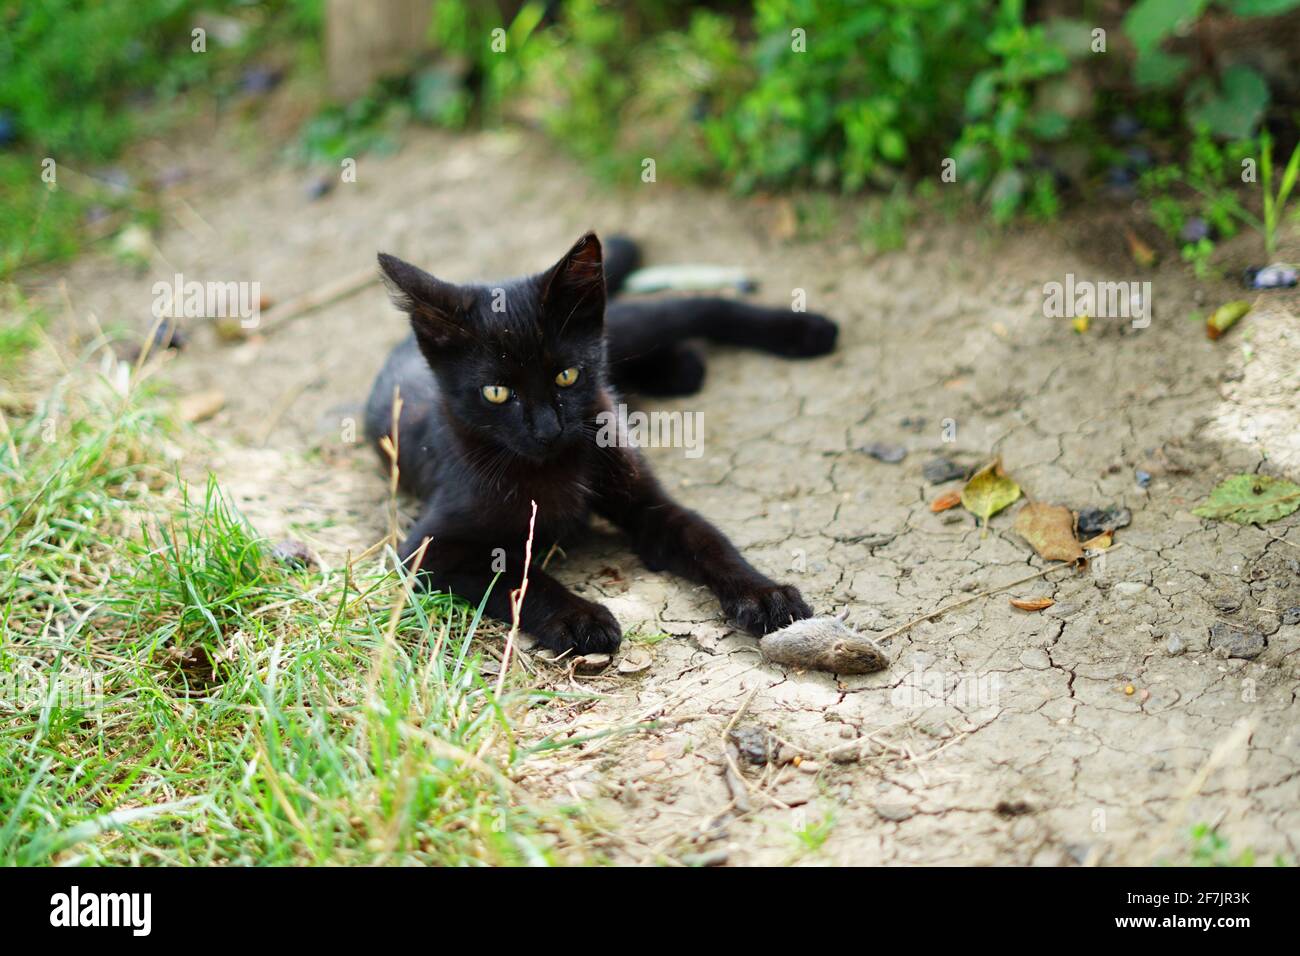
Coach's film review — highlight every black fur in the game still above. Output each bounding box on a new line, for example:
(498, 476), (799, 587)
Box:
(365, 233), (838, 654)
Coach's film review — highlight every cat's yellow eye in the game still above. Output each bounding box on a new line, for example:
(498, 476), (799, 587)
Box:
(555, 367), (580, 387)
(482, 385), (511, 404)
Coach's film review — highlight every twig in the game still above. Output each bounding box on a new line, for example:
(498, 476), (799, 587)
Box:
(379, 386), (403, 552)
(259, 266), (379, 334)
(495, 500), (539, 700)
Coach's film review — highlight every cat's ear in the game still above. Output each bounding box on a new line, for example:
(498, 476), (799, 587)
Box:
(539, 232), (605, 333)
(377, 253), (472, 350)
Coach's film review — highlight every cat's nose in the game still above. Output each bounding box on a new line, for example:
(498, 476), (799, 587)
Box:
(532, 408), (562, 446)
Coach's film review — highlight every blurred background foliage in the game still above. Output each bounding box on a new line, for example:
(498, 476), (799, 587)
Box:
(3, 0), (1300, 275)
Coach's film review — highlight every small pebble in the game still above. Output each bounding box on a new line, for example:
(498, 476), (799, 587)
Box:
(922, 457), (969, 484)
(1135, 469), (1152, 489)
(1124, 684), (1135, 696)
(874, 804), (914, 822)
(240, 65), (284, 95)
(152, 320), (187, 351)
(1208, 623), (1266, 660)
(1179, 217), (1212, 244)
(1244, 263), (1297, 290)
(728, 726), (774, 766)
(864, 442), (907, 464)
(1210, 593), (1242, 613)
(1166, 634), (1186, 656)
(304, 174), (335, 200)
(1076, 506), (1131, 537)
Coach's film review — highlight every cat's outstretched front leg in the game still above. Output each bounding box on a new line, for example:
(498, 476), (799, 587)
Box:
(399, 509), (622, 655)
(593, 452), (812, 635)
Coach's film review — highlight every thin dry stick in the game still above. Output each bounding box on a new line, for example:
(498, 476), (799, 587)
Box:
(495, 499), (539, 700)
(379, 386), (403, 551)
(259, 266), (379, 334)
(875, 545), (1123, 643)
(1261, 528), (1300, 552)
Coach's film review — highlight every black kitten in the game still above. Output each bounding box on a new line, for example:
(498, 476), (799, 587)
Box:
(365, 233), (837, 654)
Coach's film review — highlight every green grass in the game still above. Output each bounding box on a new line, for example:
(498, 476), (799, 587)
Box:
(0, 307), (587, 865)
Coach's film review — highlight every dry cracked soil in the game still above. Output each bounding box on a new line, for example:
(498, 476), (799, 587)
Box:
(38, 123), (1300, 866)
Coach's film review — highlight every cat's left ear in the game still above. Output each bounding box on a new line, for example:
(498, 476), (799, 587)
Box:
(539, 231), (605, 333)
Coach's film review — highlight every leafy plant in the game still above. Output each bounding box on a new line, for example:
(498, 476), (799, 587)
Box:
(1259, 128), (1300, 258)
(1124, 0), (1300, 139)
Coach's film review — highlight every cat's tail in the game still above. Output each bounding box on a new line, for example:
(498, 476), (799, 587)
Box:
(602, 235), (641, 298)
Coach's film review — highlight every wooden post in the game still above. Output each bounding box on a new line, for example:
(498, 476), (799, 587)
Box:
(325, 0), (434, 101)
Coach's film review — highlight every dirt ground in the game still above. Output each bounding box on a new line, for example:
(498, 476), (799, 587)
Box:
(38, 122), (1300, 866)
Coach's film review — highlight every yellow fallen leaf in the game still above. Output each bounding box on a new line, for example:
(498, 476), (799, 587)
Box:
(961, 460), (1022, 527)
(1013, 502), (1084, 563)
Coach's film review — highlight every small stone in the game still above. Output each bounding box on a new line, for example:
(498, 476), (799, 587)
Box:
(1165, 634), (1186, 656)
(1114, 582), (1147, 597)
(240, 65), (284, 95)
(874, 804), (915, 822)
(1210, 593), (1242, 613)
(728, 726), (774, 766)
(922, 457), (970, 484)
(1208, 623), (1266, 660)
(1281, 606), (1300, 627)
(829, 747), (860, 765)
(1179, 217), (1212, 244)
(1124, 684), (1135, 696)
(152, 320), (187, 352)
(1075, 506), (1131, 537)
(864, 442), (907, 464)
(304, 174), (335, 200)
(1135, 469), (1152, 489)
(1244, 263), (1297, 290)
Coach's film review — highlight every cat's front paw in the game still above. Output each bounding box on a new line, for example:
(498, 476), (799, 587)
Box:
(531, 599), (623, 655)
(723, 582), (813, 636)
(767, 312), (838, 357)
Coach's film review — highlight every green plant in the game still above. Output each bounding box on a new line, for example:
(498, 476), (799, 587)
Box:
(951, 0), (1077, 222)
(1123, 0), (1300, 139)
(704, 0), (992, 192)
(1139, 130), (1257, 276)
(0, 305), (587, 865)
(1259, 128), (1300, 258)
